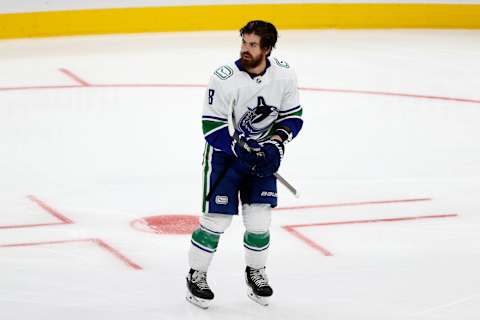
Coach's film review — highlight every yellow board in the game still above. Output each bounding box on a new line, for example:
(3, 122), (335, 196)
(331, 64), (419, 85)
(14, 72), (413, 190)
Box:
(1, 3), (480, 39)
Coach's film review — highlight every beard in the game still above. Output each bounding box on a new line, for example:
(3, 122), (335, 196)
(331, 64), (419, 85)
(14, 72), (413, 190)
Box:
(240, 52), (263, 69)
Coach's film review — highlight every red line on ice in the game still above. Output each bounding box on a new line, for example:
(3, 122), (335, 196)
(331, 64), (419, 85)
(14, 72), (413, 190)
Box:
(0, 238), (142, 270)
(0, 196), (73, 229)
(288, 214), (458, 228)
(274, 197), (432, 212)
(0, 222), (68, 230)
(283, 225), (333, 256)
(27, 195), (74, 224)
(298, 87), (480, 104)
(0, 81), (479, 105)
(92, 238), (143, 270)
(59, 68), (90, 86)
(283, 213), (458, 256)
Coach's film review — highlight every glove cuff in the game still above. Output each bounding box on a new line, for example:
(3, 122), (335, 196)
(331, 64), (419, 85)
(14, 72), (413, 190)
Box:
(263, 140), (285, 160)
(273, 125), (293, 144)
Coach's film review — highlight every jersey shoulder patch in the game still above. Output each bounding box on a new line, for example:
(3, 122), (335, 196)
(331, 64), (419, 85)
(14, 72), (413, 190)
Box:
(213, 65), (234, 80)
(273, 57), (290, 69)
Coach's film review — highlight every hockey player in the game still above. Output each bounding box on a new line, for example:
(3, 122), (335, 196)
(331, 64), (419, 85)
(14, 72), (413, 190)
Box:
(186, 20), (303, 309)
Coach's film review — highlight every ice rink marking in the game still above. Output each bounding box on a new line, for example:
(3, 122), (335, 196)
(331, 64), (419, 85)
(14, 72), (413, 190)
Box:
(274, 197), (432, 212)
(59, 67), (90, 86)
(0, 196), (142, 270)
(0, 68), (478, 105)
(0, 238), (143, 270)
(0, 195), (73, 229)
(283, 213), (459, 256)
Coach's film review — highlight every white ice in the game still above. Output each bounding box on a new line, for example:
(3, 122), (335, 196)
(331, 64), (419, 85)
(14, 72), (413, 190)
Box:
(1, 30), (480, 320)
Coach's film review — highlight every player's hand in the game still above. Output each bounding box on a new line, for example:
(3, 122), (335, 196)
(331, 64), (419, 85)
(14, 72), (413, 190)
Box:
(231, 133), (265, 166)
(252, 140), (284, 177)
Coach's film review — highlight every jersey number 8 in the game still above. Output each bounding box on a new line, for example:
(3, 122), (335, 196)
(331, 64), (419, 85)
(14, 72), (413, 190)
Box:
(208, 89), (215, 105)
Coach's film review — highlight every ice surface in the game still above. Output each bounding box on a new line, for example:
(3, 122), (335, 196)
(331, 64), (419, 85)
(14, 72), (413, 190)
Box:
(1, 30), (479, 319)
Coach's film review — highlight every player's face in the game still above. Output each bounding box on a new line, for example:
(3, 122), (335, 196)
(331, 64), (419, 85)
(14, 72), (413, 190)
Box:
(240, 33), (270, 69)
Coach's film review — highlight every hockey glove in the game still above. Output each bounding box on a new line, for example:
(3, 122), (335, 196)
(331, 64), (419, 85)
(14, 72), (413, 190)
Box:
(231, 135), (265, 168)
(253, 140), (285, 177)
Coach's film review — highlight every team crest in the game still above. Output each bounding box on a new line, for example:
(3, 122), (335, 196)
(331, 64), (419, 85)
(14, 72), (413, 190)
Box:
(239, 97), (278, 136)
(214, 66), (234, 80)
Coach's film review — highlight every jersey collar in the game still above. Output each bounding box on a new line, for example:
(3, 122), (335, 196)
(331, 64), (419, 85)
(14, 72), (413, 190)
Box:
(235, 58), (271, 79)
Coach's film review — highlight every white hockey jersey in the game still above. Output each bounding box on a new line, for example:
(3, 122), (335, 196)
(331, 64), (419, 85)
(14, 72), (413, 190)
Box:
(202, 57), (303, 153)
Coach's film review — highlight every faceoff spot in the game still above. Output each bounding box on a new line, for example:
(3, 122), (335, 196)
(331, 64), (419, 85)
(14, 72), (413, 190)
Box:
(130, 215), (199, 235)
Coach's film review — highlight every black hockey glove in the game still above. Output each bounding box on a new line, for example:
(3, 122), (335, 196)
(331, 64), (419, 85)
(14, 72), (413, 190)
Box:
(231, 134), (265, 168)
(252, 140), (285, 177)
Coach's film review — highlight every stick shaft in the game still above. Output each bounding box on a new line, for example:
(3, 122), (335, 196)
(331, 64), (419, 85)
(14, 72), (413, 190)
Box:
(274, 172), (299, 197)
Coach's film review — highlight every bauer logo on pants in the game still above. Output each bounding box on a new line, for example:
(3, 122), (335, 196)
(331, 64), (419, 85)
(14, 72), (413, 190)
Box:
(215, 195), (229, 205)
(261, 191), (277, 197)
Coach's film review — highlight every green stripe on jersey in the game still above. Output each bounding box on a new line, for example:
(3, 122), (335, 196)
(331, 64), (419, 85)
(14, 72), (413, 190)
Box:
(277, 108), (303, 120)
(202, 120), (227, 135)
(244, 231), (270, 250)
(192, 228), (220, 252)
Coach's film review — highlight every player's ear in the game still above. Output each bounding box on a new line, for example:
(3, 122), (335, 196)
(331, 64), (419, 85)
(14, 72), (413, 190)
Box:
(264, 46), (272, 56)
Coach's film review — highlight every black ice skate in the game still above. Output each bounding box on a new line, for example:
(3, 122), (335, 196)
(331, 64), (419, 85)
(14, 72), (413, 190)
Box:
(186, 268), (214, 309)
(245, 266), (273, 306)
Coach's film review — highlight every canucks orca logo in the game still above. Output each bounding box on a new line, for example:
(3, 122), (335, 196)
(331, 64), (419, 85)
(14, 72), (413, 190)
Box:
(239, 97), (278, 136)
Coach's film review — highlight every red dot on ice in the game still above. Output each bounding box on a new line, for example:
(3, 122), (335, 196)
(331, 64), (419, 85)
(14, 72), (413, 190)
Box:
(130, 215), (199, 235)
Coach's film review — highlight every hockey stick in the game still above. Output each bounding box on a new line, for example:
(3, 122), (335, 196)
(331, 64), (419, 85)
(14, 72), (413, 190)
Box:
(205, 158), (232, 201)
(227, 99), (299, 198)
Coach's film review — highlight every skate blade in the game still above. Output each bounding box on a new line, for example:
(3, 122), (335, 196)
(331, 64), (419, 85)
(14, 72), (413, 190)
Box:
(186, 292), (211, 309)
(247, 288), (270, 306)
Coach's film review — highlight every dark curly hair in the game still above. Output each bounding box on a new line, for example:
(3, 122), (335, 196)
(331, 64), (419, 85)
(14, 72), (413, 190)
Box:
(239, 20), (278, 56)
